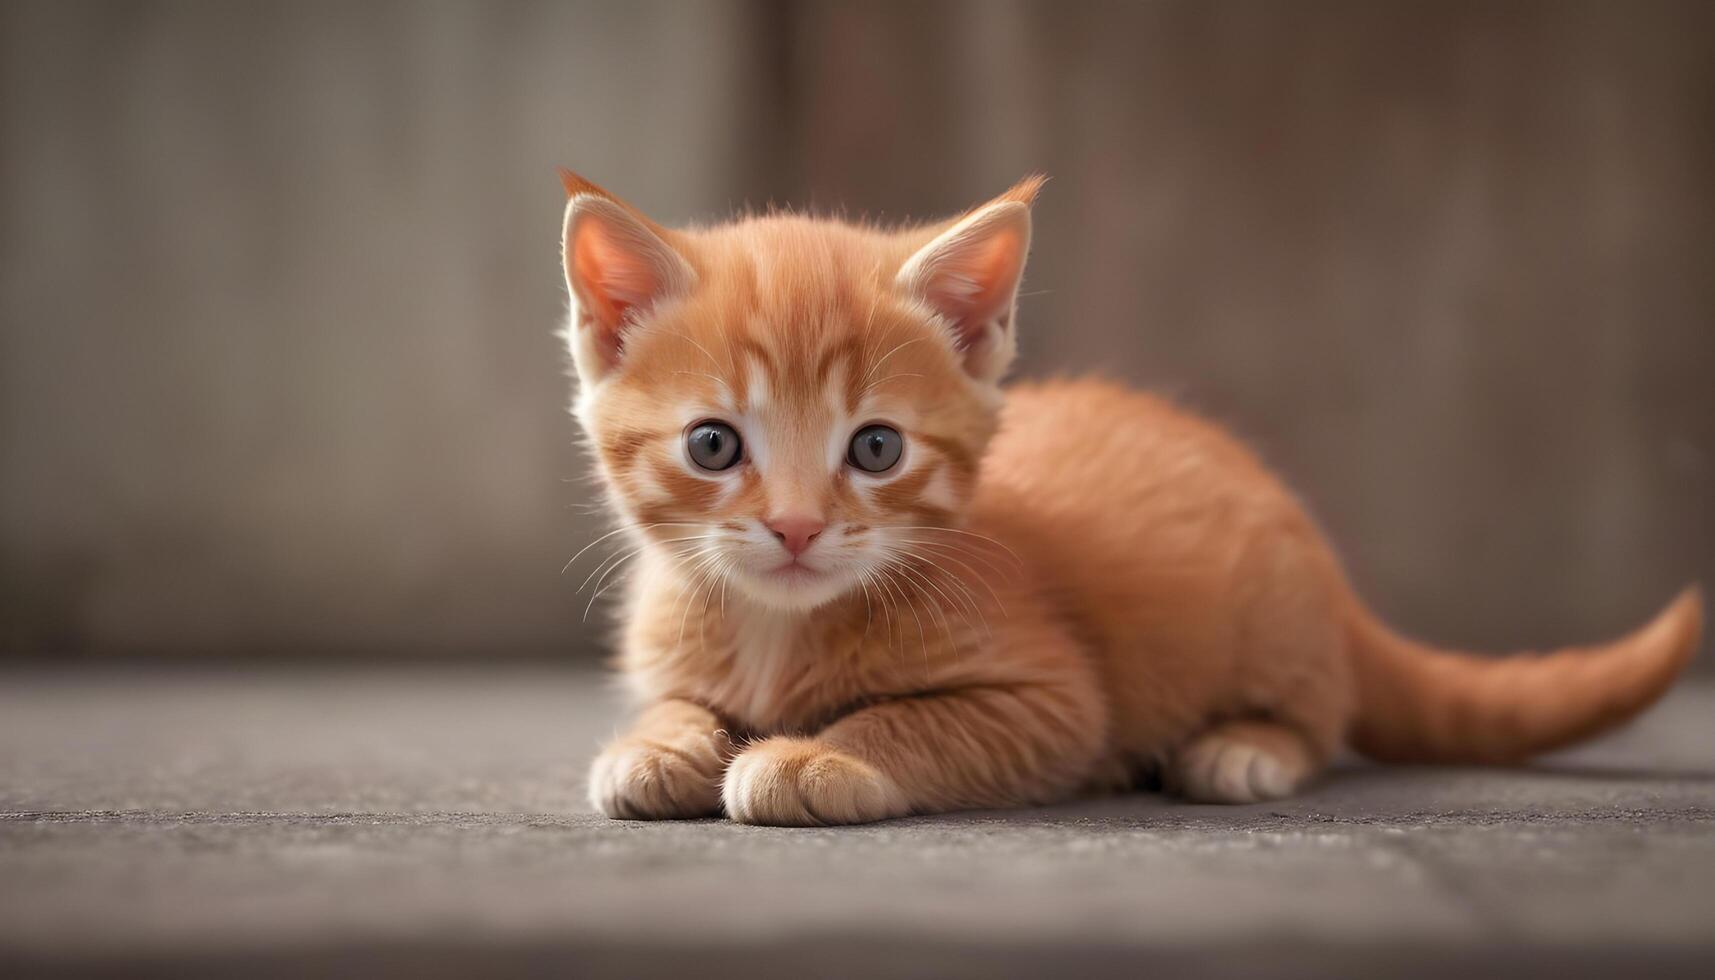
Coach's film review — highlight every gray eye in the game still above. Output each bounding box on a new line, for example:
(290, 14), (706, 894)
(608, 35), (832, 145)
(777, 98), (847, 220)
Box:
(687, 421), (742, 471)
(848, 424), (903, 473)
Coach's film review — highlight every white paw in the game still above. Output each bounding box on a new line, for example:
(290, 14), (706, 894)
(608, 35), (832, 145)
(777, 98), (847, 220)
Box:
(588, 736), (724, 820)
(722, 738), (909, 826)
(1174, 734), (1301, 804)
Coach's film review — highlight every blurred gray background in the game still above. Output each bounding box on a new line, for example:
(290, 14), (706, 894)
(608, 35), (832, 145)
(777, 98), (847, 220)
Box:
(2, 0), (1711, 662)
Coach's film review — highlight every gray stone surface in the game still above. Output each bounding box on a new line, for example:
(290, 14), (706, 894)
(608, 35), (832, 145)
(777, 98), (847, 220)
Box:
(2, 667), (1713, 978)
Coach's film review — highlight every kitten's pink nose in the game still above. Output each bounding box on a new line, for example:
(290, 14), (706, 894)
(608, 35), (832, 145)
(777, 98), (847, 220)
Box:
(766, 515), (825, 557)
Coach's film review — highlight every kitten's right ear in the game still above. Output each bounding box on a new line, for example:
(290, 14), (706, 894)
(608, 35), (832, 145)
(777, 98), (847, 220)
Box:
(558, 169), (695, 384)
(896, 175), (1042, 385)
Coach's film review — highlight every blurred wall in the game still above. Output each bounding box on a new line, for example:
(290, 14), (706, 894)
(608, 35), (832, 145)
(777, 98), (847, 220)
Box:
(2, 0), (1711, 661)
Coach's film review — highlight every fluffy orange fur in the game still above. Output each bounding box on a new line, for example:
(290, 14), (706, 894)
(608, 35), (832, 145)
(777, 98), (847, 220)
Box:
(560, 171), (1704, 825)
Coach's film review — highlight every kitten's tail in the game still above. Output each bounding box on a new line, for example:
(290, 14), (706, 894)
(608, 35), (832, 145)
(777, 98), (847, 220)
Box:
(1345, 586), (1703, 764)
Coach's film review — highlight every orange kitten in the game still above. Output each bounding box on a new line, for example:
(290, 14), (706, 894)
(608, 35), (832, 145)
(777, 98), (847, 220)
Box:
(559, 171), (1703, 825)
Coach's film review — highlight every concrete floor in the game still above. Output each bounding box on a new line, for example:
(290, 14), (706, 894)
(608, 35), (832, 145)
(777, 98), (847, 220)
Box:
(2, 667), (1712, 979)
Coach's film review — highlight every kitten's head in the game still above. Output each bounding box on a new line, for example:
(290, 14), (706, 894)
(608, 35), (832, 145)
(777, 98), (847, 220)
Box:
(560, 171), (1039, 611)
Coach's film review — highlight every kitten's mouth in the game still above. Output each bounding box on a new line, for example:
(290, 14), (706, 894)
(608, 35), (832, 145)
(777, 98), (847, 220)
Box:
(767, 559), (825, 581)
(736, 557), (854, 610)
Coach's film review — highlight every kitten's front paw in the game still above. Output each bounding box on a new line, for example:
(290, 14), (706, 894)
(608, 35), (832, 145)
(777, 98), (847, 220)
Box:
(588, 735), (725, 820)
(1171, 727), (1308, 804)
(722, 738), (909, 826)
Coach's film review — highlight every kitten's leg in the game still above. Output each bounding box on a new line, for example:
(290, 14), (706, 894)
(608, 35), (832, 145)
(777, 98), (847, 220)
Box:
(588, 699), (732, 819)
(723, 681), (1105, 826)
(1167, 719), (1323, 804)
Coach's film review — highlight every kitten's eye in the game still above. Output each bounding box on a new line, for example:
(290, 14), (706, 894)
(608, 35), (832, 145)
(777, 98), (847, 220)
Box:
(687, 421), (742, 471)
(847, 424), (903, 473)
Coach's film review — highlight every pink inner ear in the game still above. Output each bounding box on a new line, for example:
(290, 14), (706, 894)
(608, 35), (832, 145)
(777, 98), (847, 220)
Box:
(923, 224), (1027, 348)
(573, 217), (661, 337)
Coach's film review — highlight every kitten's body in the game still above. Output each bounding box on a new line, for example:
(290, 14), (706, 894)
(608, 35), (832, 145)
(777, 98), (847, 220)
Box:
(563, 172), (1703, 825)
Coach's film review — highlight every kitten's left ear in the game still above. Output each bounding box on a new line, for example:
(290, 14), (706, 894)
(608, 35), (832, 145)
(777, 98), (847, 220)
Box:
(896, 175), (1043, 384)
(558, 169), (696, 385)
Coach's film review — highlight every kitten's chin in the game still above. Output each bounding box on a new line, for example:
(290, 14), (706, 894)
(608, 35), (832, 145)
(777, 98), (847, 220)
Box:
(729, 565), (858, 612)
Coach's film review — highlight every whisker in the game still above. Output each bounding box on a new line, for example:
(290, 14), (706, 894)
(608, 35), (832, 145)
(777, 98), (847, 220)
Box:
(660, 330), (737, 379)
(672, 370), (735, 397)
(858, 567), (899, 651)
(562, 521), (705, 575)
(880, 525), (1024, 566)
(893, 547), (991, 635)
(698, 555), (731, 653)
(578, 533), (719, 593)
(583, 538), (717, 621)
(719, 559), (732, 618)
(899, 539), (1015, 609)
(886, 552), (961, 617)
(861, 337), (927, 385)
(855, 569), (874, 640)
(860, 373), (925, 395)
(676, 550), (727, 651)
(885, 555), (964, 652)
(683, 554), (726, 647)
(581, 547), (638, 604)
(900, 538), (1018, 587)
(648, 543), (716, 627)
(876, 563), (930, 682)
(584, 565), (635, 622)
(860, 292), (883, 344)
(562, 523), (650, 575)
